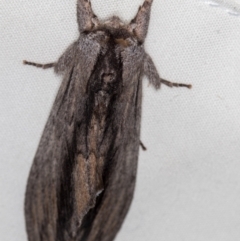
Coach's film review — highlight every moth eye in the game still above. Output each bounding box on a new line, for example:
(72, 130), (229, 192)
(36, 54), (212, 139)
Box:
(114, 38), (131, 47)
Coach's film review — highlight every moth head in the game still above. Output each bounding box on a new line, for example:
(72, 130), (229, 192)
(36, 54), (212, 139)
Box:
(103, 16), (125, 29)
(77, 0), (153, 43)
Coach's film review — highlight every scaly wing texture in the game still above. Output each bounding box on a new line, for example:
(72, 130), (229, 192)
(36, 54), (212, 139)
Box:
(76, 49), (145, 241)
(25, 38), (102, 241)
(25, 37), (144, 241)
(25, 1), (153, 240)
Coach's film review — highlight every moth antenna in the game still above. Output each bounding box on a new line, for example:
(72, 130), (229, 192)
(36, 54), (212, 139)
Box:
(128, 0), (153, 42)
(77, 0), (99, 32)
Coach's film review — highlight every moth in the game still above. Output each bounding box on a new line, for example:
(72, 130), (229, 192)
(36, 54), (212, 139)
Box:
(24, 0), (191, 240)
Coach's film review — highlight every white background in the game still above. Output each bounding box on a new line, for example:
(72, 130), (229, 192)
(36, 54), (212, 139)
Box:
(1, 0), (240, 240)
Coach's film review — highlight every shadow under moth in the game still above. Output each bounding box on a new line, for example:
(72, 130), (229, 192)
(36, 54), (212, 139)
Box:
(24, 0), (191, 240)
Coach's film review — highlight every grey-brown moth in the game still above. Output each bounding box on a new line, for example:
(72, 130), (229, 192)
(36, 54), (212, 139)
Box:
(23, 0), (191, 240)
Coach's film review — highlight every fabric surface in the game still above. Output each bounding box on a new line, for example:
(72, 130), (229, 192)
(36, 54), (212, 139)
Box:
(1, 0), (240, 240)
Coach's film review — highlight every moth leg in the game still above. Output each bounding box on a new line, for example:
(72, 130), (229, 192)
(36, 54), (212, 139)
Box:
(140, 141), (147, 151)
(160, 79), (192, 89)
(144, 54), (191, 89)
(23, 60), (55, 69)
